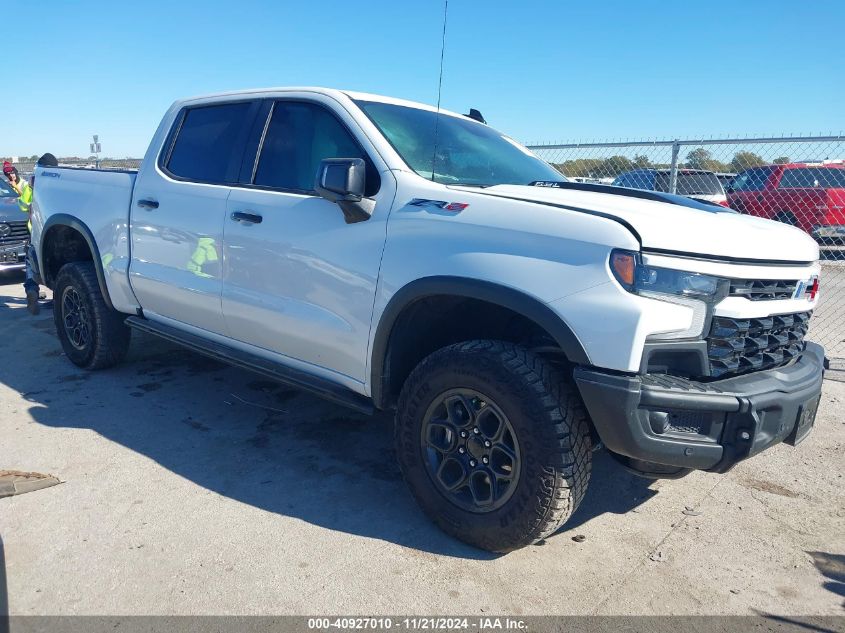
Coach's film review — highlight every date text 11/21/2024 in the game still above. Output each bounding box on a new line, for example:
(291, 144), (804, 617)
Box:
(307, 617), (528, 631)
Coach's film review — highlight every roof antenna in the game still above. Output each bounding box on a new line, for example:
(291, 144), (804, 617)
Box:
(430, 0), (449, 181)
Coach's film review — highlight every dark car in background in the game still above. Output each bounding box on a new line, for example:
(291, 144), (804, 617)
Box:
(612, 168), (729, 206)
(0, 179), (29, 273)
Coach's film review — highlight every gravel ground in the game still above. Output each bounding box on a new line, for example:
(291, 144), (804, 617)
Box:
(810, 260), (845, 360)
(0, 272), (842, 616)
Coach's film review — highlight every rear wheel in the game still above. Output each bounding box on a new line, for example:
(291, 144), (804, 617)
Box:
(53, 262), (130, 369)
(395, 340), (592, 552)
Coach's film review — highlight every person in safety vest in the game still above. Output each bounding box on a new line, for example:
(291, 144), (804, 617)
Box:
(3, 160), (41, 314)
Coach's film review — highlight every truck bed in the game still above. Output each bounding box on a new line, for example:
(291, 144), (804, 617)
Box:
(31, 165), (139, 313)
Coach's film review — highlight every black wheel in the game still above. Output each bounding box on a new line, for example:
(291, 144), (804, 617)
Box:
(53, 262), (130, 369)
(395, 340), (592, 552)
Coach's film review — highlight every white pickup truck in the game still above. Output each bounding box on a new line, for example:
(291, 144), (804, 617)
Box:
(30, 88), (825, 552)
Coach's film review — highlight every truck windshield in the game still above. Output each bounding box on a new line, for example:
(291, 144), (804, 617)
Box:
(355, 100), (564, 187)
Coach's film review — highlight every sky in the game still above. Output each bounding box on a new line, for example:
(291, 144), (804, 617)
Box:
(6, 0), (844, 158)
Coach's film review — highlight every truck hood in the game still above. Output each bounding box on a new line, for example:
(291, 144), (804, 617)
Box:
(459, 184), (819, 263)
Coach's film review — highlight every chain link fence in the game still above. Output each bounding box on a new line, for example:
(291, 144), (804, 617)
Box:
(527, 135), (845, 361)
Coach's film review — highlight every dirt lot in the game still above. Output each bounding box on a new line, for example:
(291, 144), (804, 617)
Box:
(811, 260), (845, 361)
(0, 273), (843, 616)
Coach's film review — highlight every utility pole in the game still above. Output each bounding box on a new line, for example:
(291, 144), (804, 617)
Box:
(90, 135), (102, 169)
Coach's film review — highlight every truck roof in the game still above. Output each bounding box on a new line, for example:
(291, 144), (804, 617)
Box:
(175, 87), (470, 121)
(779, 161), (845, 169)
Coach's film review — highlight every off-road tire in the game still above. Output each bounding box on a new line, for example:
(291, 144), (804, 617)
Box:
(395, 340), (592, 552)
(53, 262), (130, 369)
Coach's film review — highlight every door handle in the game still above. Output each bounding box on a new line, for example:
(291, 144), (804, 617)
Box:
(137, 199), (159, 209)
(231, 211), (263, 224)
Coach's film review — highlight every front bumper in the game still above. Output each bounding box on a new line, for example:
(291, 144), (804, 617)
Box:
(0, 241), (27, 271)
(574, 342), (825, 473)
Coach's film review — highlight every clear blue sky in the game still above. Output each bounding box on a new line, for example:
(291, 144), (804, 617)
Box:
(7, 0), (843, 158)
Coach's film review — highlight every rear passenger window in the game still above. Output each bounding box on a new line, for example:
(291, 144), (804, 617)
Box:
(166, 102), (253, 184)
(254, 101), (380, 196)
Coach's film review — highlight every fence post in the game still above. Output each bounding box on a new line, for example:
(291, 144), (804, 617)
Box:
(669, 140), (681, 194)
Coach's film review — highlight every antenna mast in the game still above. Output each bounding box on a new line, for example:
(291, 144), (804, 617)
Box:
(431, 0), (449, 181)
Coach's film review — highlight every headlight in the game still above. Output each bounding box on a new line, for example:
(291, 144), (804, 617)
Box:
(610, 250), (728, 340)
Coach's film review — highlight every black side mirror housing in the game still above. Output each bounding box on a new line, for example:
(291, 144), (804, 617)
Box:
(315, 158), (373, 223)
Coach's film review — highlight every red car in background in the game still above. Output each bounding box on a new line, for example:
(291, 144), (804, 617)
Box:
(727, 161), (845, 244)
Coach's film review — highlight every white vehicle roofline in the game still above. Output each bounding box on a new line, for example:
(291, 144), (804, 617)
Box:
(172, 87), (470, 122)
(342, 90), (470, 120)
(174, 86), (349, 107)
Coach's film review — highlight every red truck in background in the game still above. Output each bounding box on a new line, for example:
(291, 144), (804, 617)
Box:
(727, 161), (845, 245)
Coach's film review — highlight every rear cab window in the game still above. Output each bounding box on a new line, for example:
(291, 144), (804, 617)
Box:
(162, 101), (257, 184)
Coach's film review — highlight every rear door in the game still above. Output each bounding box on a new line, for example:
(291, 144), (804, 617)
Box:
(129, 99), (259, 335)
(221, 95), (394, 383)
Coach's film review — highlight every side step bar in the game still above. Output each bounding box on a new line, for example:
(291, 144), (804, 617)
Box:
(125, 316), (373, 415)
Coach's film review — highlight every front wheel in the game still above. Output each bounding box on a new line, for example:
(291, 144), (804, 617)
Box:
(53, 261), (130, 369)
(395, 340), (592, 552)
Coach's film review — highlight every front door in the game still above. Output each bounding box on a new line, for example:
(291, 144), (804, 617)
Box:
(222, 98), (394, 383)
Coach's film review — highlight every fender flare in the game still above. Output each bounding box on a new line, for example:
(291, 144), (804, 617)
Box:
(369, 276), (590, 409)
(40, 214), (114, 310)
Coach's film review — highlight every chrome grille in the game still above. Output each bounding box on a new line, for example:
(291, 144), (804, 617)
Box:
(0, 220), (29, 245)
(707, 311), (810, 378)
(729, 279), (798, 301)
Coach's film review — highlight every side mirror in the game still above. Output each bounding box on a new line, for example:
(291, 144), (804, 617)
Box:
(315, 158), (373, 223)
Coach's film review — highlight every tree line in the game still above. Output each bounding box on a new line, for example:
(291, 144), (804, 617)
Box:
(554, 149), (790, 179)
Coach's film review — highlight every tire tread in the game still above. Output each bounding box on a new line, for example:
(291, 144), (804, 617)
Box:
(54, 262), (130, 369)
(395, 339), (592, 552)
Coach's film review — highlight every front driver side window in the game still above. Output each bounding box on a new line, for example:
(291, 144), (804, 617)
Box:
(253, 101), (380, 196)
